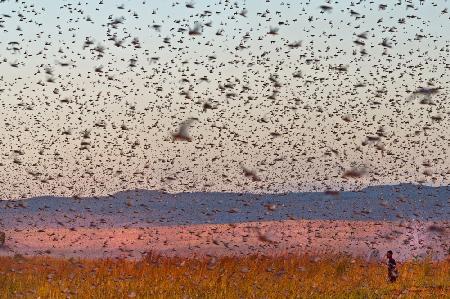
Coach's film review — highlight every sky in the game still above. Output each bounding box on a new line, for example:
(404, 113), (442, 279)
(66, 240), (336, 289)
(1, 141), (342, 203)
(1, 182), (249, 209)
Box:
(0, 0), (449, 199)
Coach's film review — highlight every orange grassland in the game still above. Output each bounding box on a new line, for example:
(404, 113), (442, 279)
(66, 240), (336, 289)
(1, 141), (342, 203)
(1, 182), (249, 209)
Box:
(0, 253), (449, 299)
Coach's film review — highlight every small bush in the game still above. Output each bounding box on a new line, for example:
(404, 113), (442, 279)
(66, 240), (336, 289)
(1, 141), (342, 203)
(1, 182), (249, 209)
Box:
(0, 231), (5, 246)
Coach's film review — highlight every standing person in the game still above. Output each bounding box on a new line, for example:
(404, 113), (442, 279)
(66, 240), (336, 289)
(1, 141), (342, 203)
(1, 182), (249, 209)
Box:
(386, 250), (399, 282)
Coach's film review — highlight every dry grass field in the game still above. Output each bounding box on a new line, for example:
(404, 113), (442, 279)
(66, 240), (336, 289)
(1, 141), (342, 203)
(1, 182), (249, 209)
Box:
(0, 253), (448, 299)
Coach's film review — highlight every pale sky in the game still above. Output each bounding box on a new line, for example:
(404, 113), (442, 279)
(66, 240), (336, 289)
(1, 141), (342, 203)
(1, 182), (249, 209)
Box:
(0, 0), (449, 199)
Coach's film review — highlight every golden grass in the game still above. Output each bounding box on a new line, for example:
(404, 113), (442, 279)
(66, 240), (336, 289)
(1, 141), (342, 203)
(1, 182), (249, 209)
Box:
(0, 253), (448, 299)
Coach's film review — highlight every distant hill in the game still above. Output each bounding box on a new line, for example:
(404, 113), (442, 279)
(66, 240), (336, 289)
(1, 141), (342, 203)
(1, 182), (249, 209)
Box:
(1, 184), (449, 229)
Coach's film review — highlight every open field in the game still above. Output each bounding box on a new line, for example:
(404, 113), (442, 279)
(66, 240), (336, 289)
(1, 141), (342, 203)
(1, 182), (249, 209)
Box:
(0, 254), (448, 299)
(1, 186), (448, 297)
(1, 220), (448, 261)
